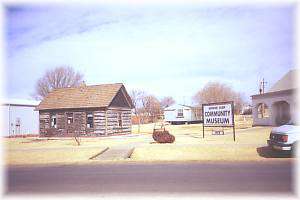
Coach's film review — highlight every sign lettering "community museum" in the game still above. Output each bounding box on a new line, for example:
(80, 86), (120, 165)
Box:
(203, 103), (233, 126)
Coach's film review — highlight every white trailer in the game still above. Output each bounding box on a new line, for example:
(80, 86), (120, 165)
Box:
(164, 104), (202, 125)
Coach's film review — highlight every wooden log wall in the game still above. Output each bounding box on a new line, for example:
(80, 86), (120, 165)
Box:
(39, 111), (50, 135)
(93, 111), (106, 136)
(39, 108), (132, 137)
(106, 109), (132, 135)
(73, 112), (86, 136)
(56, 112), (65, 136)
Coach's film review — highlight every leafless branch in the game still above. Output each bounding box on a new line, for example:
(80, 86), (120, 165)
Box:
(33, 66), (84, 100)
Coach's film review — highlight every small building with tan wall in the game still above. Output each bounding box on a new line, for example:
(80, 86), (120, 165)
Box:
(251, 70), (297, 126)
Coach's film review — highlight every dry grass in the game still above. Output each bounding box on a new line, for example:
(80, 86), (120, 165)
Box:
(4, 115), (280, 165)
(6, 147), (105, 165)
(5, 136), (146, 150)
(131, 145), (262, 161)
(4, 136), (146, 166)
(130, 126), (275, 161)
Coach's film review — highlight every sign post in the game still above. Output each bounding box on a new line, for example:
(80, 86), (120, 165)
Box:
(202, 101), (235, 141)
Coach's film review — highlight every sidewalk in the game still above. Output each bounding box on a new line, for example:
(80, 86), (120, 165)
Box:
(93, 147), (134, 160)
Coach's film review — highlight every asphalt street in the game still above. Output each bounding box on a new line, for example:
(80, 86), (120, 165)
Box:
(6, 160), (294, 194)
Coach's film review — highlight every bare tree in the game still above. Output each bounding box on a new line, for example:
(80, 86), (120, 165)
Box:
(141, 95), (162, 123)
(33, 66), (84, 100)
(129, 89), (145, 133)
(66, 120), (81, 146)
(193, 82), (245, 114)
(74, 131), (81, 146)
(233, 92), (246, 114)
(160, 96), (175, 109)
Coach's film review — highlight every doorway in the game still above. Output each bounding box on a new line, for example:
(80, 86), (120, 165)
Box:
(272, 101), (291, 126)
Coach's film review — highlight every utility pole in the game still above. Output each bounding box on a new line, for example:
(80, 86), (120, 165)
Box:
(259, 78), (267, 94)
(259, 78), (267, 118)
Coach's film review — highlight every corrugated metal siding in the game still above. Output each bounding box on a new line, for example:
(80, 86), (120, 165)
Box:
(1, 105), (39, 136)
(1, 105), (9, 136)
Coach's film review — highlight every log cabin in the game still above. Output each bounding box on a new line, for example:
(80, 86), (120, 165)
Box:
(36, 83), (134, 137)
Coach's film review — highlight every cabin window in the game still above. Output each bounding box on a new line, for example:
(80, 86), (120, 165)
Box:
(67, 113), (73, 124)
(50, 114), (57, 128)
(177, 109), (184, 118)
(118, 113), (122, 127)
(86, 113), (94, 128)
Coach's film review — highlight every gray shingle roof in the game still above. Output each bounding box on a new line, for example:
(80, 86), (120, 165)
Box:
(268, 69), (298, 93)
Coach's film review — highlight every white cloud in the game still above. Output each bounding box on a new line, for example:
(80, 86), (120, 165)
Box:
(5, 4), (294, 104)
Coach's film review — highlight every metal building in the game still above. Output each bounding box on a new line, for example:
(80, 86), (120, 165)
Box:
(1, 99), (40, 137)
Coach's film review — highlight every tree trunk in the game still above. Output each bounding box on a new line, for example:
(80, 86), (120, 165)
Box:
(138, 115), (141, 134)
(74, 131), (81, 146)
(74, 136), (81, 146)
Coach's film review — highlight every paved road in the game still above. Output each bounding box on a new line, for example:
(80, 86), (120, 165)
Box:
(6, 161), (294, 194)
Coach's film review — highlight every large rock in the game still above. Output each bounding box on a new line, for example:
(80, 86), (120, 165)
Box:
(152, 130), (175, 143)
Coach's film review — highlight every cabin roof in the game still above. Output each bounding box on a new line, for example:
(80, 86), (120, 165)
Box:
(36, 83), (133, 110)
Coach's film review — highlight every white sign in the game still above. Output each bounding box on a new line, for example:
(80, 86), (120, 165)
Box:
(203, 103), (233, 126)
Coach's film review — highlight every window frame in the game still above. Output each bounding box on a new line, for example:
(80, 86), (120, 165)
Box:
(118, 112), (122, 127)
(66, 112), (74, 124)
(257, 103), (269, 119)
(50, 113), (57, 128)
(86, 112), (94, 128)
(177, 109), (184, 118)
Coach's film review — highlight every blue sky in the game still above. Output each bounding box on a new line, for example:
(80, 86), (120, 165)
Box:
(5, 3), (295, 105)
